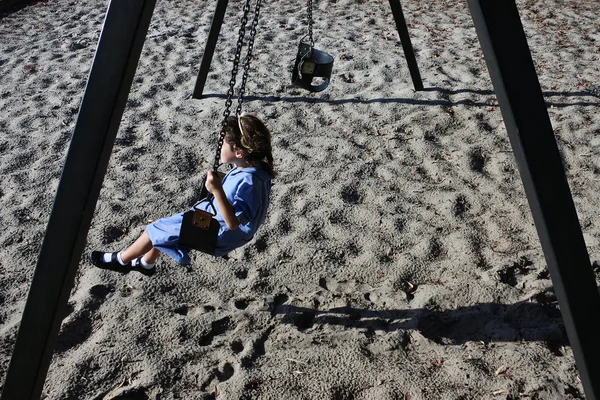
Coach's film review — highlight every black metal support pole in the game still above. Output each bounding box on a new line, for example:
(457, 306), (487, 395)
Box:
(388, 0), (423, 91)
(192, 0), (229, 99)
(466, 1), (600, 399)
(0, 0), (156, 398)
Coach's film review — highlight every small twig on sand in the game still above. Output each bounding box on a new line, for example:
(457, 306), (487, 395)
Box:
(104, 376), (128, 399)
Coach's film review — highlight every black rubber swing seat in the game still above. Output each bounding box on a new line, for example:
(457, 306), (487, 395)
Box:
(292, 42), (334, 92)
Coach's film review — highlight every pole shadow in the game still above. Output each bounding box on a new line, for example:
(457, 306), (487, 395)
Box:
(196, 86), (600, 108)
(271, 297), (569, 353)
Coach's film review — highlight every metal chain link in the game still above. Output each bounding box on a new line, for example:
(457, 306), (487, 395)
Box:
(212, 0), (251, 172)
(307, 0), (314, 46)
(235, 0), (262, 115)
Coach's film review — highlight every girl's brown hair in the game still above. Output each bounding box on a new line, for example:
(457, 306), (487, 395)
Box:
(224, 113), (276, 178)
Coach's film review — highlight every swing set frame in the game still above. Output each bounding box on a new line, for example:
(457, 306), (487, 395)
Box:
(192, 0), (423, 98)
(2, 1), (599, 399)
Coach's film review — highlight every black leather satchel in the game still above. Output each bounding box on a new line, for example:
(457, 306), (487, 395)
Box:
(178, 198), (219, 255)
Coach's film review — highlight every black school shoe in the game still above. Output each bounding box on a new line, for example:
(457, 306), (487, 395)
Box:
(89, 251), (156, 277)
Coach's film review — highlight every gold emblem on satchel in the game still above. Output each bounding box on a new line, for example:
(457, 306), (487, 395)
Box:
(192, 209), (213, 230)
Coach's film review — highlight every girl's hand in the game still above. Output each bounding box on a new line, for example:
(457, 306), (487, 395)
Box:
(205, 170), (240, 230)
(205, 171), (223, 194)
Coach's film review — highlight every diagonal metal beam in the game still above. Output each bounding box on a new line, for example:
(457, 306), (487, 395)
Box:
(194, 0), (423, 96)
(0, 0), (156, 398)
(388, 0), (423, 91)
(193, 0), (229, 99)
(466, 0), (600, 399)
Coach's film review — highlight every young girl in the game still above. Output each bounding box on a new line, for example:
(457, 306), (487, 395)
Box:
(90, 113), (275, 276)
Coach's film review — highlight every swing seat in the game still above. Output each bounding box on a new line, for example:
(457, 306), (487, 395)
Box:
(292, 42), (334, 92)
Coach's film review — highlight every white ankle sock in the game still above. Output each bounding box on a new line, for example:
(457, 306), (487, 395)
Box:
(116, 252), (127, 266)
(140, 258), (155, 269)
(132, 257), (155, 269)
(103, 252), (127, 265)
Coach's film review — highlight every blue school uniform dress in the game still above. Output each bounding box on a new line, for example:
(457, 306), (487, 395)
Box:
(146, 167), (272, 264)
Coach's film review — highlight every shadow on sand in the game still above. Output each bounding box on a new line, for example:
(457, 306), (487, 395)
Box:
(272, 298), (568, 352)
(197, 86), (600, 109)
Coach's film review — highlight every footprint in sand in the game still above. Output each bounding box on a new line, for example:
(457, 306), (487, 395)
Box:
(117, 284), (142, 298)
(88, 284), (114, 299)
(173, 304), (189, 316)
(241, 326), (275, 368)
(230, 339), (244, 354)
(101, 226), (126, 244)
(215, 362), (235, 382)
(174, 304), (215, 318)
(234, 268), (248, 279)
(270, 293), (289, 317)
(233, 298), (251, 310)
(55, 310), (94, 353)
(199, 362), (237, 395)
(198, 316), (233, 346)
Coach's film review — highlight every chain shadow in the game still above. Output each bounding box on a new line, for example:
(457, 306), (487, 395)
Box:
(196, 86), (600, 108)
(271, 299), (568, 350)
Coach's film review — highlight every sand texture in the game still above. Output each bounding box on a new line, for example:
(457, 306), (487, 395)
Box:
(1, 0), (600, 399)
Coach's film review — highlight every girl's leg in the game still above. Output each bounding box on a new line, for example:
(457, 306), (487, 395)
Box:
(91, 231), (158, 276)
(142, 247), (160, 264)
(120, 231), (155, 264)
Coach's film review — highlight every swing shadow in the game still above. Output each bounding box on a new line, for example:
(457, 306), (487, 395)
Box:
(271, 298), (569, 350)
(197, 87), (600, 108)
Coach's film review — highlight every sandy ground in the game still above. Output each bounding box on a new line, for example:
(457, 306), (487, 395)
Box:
(1, 0), (600, 398)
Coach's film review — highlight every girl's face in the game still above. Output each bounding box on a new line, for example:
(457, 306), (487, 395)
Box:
(220, 141), (243, 165)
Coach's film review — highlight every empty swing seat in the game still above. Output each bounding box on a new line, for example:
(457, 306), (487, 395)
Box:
(292, 42), (334, 93)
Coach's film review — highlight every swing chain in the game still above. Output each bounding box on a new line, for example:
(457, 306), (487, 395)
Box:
(306, 0), (314, 46)
(236, 0), (262, 116)
(214, 0), (252, 172)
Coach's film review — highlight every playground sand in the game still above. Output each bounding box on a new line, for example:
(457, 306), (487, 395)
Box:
(1, 0), (600, 398)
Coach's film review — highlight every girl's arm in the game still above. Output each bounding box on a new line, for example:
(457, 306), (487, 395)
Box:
(206, 171), (240, 230)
